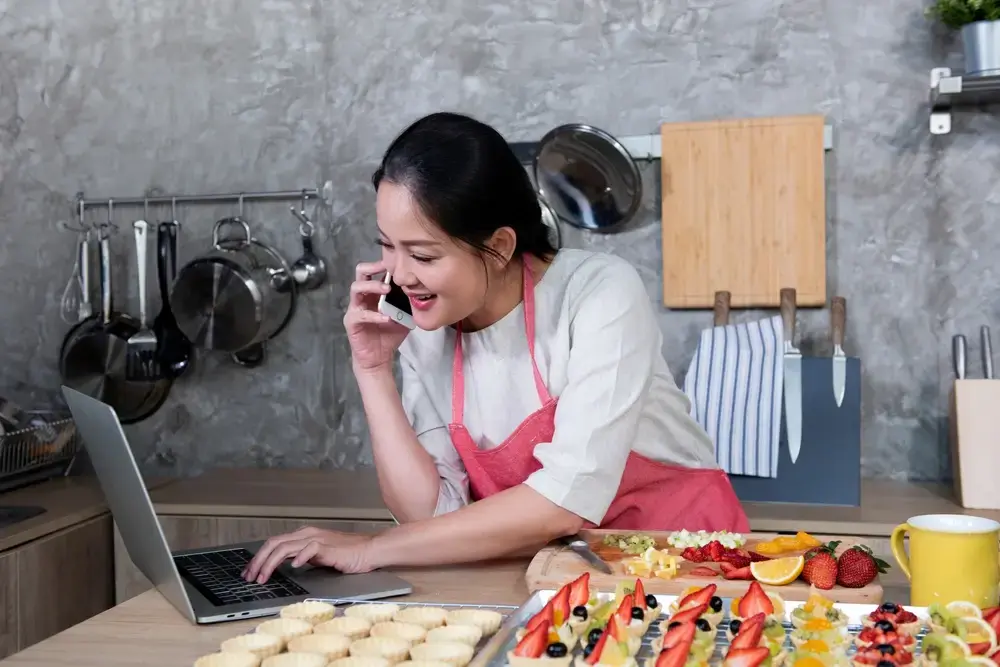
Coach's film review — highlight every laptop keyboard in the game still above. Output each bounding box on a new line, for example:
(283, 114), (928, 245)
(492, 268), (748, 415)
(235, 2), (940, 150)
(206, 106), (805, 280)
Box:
(174, 547), (308, 607)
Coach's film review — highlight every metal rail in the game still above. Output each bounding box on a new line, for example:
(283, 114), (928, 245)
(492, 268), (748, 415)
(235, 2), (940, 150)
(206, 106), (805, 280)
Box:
(75, 188), (319, 209)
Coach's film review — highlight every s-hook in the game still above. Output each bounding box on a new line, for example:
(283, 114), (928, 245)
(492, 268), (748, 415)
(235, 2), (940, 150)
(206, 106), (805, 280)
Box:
(289, 191), (327, 290)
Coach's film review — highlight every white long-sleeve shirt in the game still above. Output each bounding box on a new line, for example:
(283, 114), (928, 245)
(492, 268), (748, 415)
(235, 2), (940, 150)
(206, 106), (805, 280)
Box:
(398, 249), (717, 525)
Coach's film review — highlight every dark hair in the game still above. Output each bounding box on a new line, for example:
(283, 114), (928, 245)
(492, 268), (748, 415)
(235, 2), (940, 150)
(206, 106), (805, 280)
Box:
(372, 112), (557, 263)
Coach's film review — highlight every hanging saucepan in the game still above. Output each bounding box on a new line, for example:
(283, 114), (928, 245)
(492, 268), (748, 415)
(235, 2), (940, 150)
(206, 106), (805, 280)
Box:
(59, 229), (172, 424)
(169, 217), (297, 367)
(533, 123), (643, 233)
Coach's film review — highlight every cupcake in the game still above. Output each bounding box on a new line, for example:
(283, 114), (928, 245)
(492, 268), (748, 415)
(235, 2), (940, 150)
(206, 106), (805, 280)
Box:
(409, 641), (474, 667)
(287, 633), (353, 660)
(281, 601), (337, 625)
(317, 617), (373, 640)
(221, 633), (284, 659)
(195, 652), (262, 667)
(350, 636), (411, 664)
(445, 609), (504, 636)
(256, 618), (314, 645)
(790, 590), (848, 630)
(395, 607), (448, 631)
(347, 604), (401, 625)
(425, 625), (483, 647)
(262, 655), (328, 667)
(667, 584), (724, 628)
(861, 603), (921, 637)
(370, 621), (428, 645)
(729, 582), (785, 625)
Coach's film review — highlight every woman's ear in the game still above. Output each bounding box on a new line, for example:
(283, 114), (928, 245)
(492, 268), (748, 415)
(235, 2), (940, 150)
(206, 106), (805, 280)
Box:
(486, 227), (517, 267)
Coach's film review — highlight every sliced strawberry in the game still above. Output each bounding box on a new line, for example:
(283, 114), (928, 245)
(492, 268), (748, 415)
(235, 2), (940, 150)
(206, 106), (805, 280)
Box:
(682, 546), (707, 563)
(513, 623), (548, 658)
(707, 541), (725, 562)
(721, 551), (752, 568)
(524, 600), (553, 633)
(749, 551), (770, 562)
(677, 583), (717, 611)
(986, 607), (1000, 637)
(567, 572), (591, 608)
(737, 582), (774, 617)
(719, 562), (737, 574)
(586, 630), (610, 665)
(661, 621), (697, 650)
(669, 602), (708, 624)
(551, 585), (571, 626)
(608, 614), (628, 642)
(854, 646), (914, 665)
(723, 566), (753, 580)
(655, 641), (694, 667)
(614, 593), (635, 625)
(723, 647), (771, 667)
(690, 566), (719, 577)
(729, 613), (765, 650)
(634, 579), (648, 610)
(971, 643), (993, 656)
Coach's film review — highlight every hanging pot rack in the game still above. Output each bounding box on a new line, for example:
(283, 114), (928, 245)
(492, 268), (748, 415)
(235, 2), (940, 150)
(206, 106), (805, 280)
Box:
(74, 187), (319, 211)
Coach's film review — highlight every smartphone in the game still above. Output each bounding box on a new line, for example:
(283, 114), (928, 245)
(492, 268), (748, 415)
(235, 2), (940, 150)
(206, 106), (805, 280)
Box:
(377, 272), (416, 329)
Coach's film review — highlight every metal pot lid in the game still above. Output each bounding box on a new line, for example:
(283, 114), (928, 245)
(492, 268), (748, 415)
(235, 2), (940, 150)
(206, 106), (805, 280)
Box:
(171, 258), (265, 352)
(539, 197), (562, 249)
(532, 123), (643, 232)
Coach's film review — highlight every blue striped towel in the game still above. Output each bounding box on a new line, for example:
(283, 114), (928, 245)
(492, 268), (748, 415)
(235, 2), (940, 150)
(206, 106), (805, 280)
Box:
(682, 315), (784, 478)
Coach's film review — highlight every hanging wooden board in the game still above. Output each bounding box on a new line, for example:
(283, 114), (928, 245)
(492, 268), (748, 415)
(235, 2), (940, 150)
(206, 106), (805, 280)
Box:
(660, 115), (827, 309)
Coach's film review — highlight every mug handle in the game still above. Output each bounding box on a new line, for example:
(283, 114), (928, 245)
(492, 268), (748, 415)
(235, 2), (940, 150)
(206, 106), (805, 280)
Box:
(890, 523), (912, 580)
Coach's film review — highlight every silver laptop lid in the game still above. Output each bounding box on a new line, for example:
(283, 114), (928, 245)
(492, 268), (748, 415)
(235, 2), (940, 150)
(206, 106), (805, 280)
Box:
(61, 386), (196, 622)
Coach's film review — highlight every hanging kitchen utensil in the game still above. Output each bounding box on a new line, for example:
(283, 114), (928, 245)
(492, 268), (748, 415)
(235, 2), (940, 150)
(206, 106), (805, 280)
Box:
(58, 202), (93, 325)
(532, 123), (643, 233)
(289, 198), (327, 291)
(170, 216), (297, 362)
(153, 202), (193, 378)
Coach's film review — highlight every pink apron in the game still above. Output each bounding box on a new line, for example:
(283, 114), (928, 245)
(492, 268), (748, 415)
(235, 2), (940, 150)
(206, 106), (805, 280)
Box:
(447, 261), (749, 532)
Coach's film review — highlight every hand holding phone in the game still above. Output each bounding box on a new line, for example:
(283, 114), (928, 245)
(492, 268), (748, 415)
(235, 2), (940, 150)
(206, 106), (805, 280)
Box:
(377, 272), (416, 330)
(344, 262), (413, 374)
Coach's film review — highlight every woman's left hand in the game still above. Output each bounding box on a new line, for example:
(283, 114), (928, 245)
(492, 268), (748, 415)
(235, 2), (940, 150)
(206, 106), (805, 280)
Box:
(242, 527), (377, 583)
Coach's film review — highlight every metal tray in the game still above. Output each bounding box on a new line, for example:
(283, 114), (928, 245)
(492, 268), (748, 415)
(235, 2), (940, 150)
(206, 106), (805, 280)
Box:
(469, 591), (931, 667)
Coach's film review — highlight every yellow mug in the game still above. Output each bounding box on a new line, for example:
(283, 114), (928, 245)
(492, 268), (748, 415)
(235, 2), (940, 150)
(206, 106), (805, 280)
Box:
(890, 513), (1000, 608)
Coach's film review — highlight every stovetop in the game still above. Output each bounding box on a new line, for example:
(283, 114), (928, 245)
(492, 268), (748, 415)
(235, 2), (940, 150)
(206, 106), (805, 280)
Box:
(0, 505), (46, 530)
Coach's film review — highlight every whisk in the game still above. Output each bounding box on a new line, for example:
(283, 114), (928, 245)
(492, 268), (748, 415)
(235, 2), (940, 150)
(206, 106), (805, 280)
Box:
(59, 230), (92, 324)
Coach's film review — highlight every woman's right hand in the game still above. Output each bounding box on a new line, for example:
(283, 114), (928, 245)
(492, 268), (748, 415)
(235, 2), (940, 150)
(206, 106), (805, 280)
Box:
(345, 261), (410, 374)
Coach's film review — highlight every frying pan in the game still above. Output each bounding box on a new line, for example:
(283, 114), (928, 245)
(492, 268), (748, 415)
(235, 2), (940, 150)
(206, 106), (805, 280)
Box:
(59, 230), (172, 424)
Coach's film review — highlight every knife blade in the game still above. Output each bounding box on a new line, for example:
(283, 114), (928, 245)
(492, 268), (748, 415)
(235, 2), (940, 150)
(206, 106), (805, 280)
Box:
(560, 536), (613, 574)
(780, 288), (803, 464)
(953, 334), (967, 380)
(981, 326), (994, 379)
(831, 296), (847, 408)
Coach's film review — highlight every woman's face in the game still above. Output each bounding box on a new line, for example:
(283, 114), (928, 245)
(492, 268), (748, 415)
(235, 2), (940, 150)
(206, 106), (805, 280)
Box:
(375, 181), (498, 331)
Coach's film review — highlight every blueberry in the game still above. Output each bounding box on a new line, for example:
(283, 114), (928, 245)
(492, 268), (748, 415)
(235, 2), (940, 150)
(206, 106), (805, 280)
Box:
(729, 619), (742, 635)
(583, 643), (596, 659)
(588, 629), (603, 644)
(668, 622), (681, 630)
(546, 643), (568, 658)
(572, 605), (588, 620)
(646, 594), (659, 609)
(874, 619), (895, 632)
(631, 607), (645, 621)
(709, 596), (723, 613)
(875, 644), (895, 655)
(879, 602), (900, 613)
(877, 662), (895, 667)
(696, 618), (712, 632)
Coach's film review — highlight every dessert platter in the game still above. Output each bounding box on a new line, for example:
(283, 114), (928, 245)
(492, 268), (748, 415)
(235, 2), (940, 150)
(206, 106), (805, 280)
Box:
(468, 574), (1000, 667)
(527, 530), (888, 603)
(191, 598), (518, 667)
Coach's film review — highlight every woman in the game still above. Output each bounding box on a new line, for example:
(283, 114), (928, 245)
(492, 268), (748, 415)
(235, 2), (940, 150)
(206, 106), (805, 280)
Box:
(243, 112), (747, 584)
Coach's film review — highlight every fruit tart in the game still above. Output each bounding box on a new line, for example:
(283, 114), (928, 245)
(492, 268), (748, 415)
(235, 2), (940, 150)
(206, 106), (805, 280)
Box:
(659, 604), (715, 651)
(862, 603), (921, 636)
(561, 573), (600, 634)
(667, 584), (725, 628)
(508, 623), (574, 667)
(927, 601), (985, 635)
(574, 626), (637, 667)
(791, 589), (849, 630)
(645, 632), (710, 667)
(936, 617), (998, 658)
(617, 579), (663, 632)
(916, 632), (978, 667)
(791, 618), (850, 651)
(851, 642), (915, 667)
(730, 582), (786, 625)
(720, 645), (772, 667)
(516, 595), (578, 650)
(852, 620), (916, 652)
(724, 612), (789, 667)
(782, 650), (850, 667)
(609, 592), (655, 639)
(650, 620), (709, 661)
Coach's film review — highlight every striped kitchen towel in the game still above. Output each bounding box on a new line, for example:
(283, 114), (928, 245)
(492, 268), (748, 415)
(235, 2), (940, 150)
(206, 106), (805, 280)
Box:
(682, 315), (784, 478)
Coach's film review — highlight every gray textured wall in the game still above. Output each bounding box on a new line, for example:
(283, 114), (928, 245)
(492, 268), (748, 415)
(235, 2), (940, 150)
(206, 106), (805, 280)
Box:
(0, 0), (982, 481)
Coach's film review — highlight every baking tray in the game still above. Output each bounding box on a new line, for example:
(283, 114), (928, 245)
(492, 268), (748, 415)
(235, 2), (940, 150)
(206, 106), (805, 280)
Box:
(468, 591), (931, 667)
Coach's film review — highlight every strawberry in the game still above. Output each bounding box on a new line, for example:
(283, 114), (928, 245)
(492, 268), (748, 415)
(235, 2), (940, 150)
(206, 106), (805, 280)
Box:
(634, 579), (648, 610)
(661, 621), (697, 650)
(690, 566), (719, 577)
(568, 573), (591, 608)
(737, 582), (774, 618)
(513, 623), (548, 658)
(836, 545), (890, 589)
(608, 614), (629, 642)
(586, 630), (610, 665)
(707, 541), (726, 562)
(670, 603), (709, 624)
(524, 599), (553, 633)
(655, 641), (694, 667)
(729, 613), (765, 650)
(854, 646), (915, 665)
(970, 643), (994, 656)
(723, 647), (771, 667)
(614, 593), (635, 625)
(721, 551), (752, 568)
(723, 566), (753, 580)
(677, 584), (717, 611)
(749, 551), (770, 562)
(682, 546), (707, 562)
(551, 585), (572, 626)
(800, 542), (839, 590)
(984, 607), (1000, 636)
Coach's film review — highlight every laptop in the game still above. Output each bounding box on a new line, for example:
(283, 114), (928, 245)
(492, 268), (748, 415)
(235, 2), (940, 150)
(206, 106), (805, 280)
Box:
(62, 386), (413, 624)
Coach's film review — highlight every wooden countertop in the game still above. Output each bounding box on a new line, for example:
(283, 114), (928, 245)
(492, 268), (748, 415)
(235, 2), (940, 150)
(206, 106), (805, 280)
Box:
(0, 560), (531, 667)
(0, 475), (172, 552)
(151, 468), (988, 537)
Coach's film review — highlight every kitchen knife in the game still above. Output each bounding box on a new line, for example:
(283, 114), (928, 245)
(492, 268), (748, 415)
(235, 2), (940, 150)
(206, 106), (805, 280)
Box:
(560, 536), (613, 574)
(953, 334), (967, 380)
(780, 288), (803, 464)
(831, 296), (847, 408)
(981, 326), (994, 379)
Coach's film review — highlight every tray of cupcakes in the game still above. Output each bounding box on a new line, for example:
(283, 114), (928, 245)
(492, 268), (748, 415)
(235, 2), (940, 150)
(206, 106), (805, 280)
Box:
(468, 574), (1000, 667)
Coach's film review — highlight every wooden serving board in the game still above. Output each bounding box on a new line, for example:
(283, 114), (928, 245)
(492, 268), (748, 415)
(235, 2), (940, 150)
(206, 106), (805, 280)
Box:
(660, 114), (827, 309)
(525, 529), (883, 604)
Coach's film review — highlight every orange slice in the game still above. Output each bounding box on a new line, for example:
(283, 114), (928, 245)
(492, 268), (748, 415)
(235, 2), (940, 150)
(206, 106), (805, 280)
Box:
(750, 555), (805, 586)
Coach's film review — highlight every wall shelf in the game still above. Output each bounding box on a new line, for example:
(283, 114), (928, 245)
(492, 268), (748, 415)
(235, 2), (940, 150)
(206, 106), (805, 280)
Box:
(930, 67), (1000, 134)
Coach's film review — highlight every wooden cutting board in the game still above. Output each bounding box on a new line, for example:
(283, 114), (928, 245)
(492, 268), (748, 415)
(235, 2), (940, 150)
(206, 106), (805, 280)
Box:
(525, 529), (883, 603)
(660, 115), (827, 309)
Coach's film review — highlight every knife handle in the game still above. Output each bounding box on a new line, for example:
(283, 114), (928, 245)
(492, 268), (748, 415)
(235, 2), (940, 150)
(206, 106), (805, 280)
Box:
(780, 288), (797, 343)
(981, 326), (994, 379)
(713, 291), (731, 327)
(954, 334), (967, 380)
(831, 296), (846, 348)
